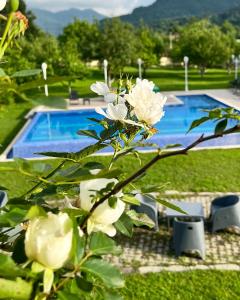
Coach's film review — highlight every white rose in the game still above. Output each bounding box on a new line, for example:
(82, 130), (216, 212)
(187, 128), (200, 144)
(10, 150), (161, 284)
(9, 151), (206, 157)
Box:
(136, 78), (155, 90)
(125, 79), (167, 126)
(80, 178), (125, 237)
(95, 104), (143, 127)
(0, 0), (6, 11)
(90, 82), (110, 96)
(91, 81), (117, 103)
(25, 213), (73, 270)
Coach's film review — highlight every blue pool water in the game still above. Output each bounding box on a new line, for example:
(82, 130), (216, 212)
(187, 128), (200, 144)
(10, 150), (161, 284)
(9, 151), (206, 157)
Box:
(10, 95), (240, 158)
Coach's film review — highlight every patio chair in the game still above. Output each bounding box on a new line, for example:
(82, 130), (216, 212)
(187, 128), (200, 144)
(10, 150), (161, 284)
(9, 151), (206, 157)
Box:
(131, 194), (159, 231)
(173, 218), (205, 259)
(0, 190), (8, 208)
(68, 90), (80, 105)
(210, 195), (240, 233)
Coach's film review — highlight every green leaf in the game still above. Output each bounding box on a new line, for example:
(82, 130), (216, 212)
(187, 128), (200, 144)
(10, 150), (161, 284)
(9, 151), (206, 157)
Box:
(127, 210), (155, 228)
(15, 159), (52, 176)
(0, 68), (7, 77)
(77, 130), (100, 140)
(57, 291), (80, 300)
(43, 268), (54, 294)
(25, 205), (47, 220)
(75, 276), (93, 292)
(0, 278), (32, 300)
(209, 108), (222, 119)
(38, 142), (108, 162)
(31, 262), (45, 274)
(156, 199), (187, 214)
(62, 208), (88, 220)
(188, 116), (209, 132)
(141, 184), (167, 194)
(215, 119), (228, 135)
(0, 254), (27, 278)
(81, 258), (124, 288)
(71, 220), (86, 265)
(114, 213), (133, 237)
(11, 69), (42, 78)
(103, 291), (124, 300)
(100, 125), (119, 140)
(89, 232), (122, 256)
(164, 144), (182, 149)
(122, 195), (140, 206)
(12, 235), (28, 264)
(0, 208), (26, 226)
(108, 196), (118, 209)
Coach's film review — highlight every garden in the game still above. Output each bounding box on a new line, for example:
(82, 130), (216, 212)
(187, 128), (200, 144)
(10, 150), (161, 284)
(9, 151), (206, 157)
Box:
(0, 1), (240, 299)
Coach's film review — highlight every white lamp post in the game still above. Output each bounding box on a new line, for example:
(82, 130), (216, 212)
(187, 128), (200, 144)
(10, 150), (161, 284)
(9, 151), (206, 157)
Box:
(103, 59), (108, 86)
(41, 62), (48, 97)
(169, 32), (173, 50)
(183, 56), (189, 92)
(234, 57), (239, 80)
(137, 58), (143, 79)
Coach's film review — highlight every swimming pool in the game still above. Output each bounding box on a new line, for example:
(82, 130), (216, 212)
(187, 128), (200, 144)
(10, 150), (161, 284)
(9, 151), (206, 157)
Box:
(8, 94), (240, 158)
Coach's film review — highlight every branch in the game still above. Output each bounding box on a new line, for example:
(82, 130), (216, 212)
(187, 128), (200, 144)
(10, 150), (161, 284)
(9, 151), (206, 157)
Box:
(86, 124), (240, 218)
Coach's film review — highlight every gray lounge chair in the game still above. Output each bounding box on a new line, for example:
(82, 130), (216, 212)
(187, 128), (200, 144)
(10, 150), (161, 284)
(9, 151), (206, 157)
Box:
(173, 218), (205, 259)
(210, 195), (240, 233)
(131, 194), (159, 231)
(0, 191), (8, 208)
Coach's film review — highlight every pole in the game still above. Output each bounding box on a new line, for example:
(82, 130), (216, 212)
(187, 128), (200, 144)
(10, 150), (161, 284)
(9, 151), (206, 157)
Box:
(235, 58), (239, 81)
(169, 32), (173, 50)
(103, 59), (108, 86)
(41, 62), (48, 97)
(137, 58), (142, 79)
(184, 56), (189, 92)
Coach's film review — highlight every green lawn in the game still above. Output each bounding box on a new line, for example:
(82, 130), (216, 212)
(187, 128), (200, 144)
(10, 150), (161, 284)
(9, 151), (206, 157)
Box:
(1, 149), (240, 198)
(121, 271), (240, 300)
(0, 66), (236, 154)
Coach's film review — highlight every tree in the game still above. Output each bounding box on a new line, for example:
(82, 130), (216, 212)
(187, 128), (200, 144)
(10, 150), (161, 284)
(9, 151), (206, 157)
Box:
(136, 24), (162, 77)
(172, 20), (233, 76)
(99, 18), (137, 78)
(59, 20), (100, 63)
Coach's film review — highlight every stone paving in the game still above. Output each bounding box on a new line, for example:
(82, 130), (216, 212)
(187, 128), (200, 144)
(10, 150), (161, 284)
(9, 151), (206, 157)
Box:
(107, 192), (240, 273)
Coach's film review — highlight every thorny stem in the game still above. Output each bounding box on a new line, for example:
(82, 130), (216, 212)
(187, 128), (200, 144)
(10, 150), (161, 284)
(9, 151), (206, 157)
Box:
(81, 124), (240, 228)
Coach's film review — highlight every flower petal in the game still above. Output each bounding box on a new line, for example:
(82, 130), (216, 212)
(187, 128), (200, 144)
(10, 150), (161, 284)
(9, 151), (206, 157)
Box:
(91, 82), (110, 96)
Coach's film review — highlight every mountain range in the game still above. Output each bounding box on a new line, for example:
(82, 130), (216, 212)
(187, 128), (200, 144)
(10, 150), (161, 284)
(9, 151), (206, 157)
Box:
(121, 0), (240, 27)
(32, 8), (106, 36)
(32, 0), (240, 35)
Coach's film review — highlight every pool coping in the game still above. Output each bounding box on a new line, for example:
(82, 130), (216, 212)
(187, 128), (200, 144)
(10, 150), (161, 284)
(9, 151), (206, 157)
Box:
(1, 89), (240, 161)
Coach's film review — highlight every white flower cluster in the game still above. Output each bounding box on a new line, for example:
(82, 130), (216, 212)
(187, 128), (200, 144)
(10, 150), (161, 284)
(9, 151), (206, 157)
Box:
(91, 78), (167, 127)
(79, 178), (125, 237)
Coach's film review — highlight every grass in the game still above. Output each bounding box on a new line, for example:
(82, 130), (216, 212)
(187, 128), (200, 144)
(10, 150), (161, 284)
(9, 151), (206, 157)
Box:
(27, 66), (235, 100)
(121, 271), (240, 299)
(0, 66), (235, 153)
(1, 149), (240, 198)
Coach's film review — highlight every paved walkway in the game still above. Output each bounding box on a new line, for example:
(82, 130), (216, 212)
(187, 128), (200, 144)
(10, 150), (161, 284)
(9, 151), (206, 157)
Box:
(107, 192), (240, 273)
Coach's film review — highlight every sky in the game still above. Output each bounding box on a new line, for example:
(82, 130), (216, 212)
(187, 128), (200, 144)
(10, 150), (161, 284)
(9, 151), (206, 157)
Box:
(26, 0), (155, 16)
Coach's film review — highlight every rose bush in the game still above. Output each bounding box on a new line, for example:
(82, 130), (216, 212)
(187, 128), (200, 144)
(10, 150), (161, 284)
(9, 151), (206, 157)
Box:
(0, 1), (240, 298)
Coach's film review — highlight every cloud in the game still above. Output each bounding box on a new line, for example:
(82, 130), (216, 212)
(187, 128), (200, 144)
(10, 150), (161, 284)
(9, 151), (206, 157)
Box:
(26, 0), (155, 16)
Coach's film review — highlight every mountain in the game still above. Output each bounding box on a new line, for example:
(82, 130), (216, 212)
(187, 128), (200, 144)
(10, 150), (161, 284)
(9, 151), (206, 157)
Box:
(120, 0), (240, 27)
(213, 5), (240, 28)
(32, 8), (106, 36)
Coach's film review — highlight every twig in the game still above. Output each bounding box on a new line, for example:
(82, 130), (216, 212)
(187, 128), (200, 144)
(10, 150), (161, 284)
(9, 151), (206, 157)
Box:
(82, 124), (240, 227)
